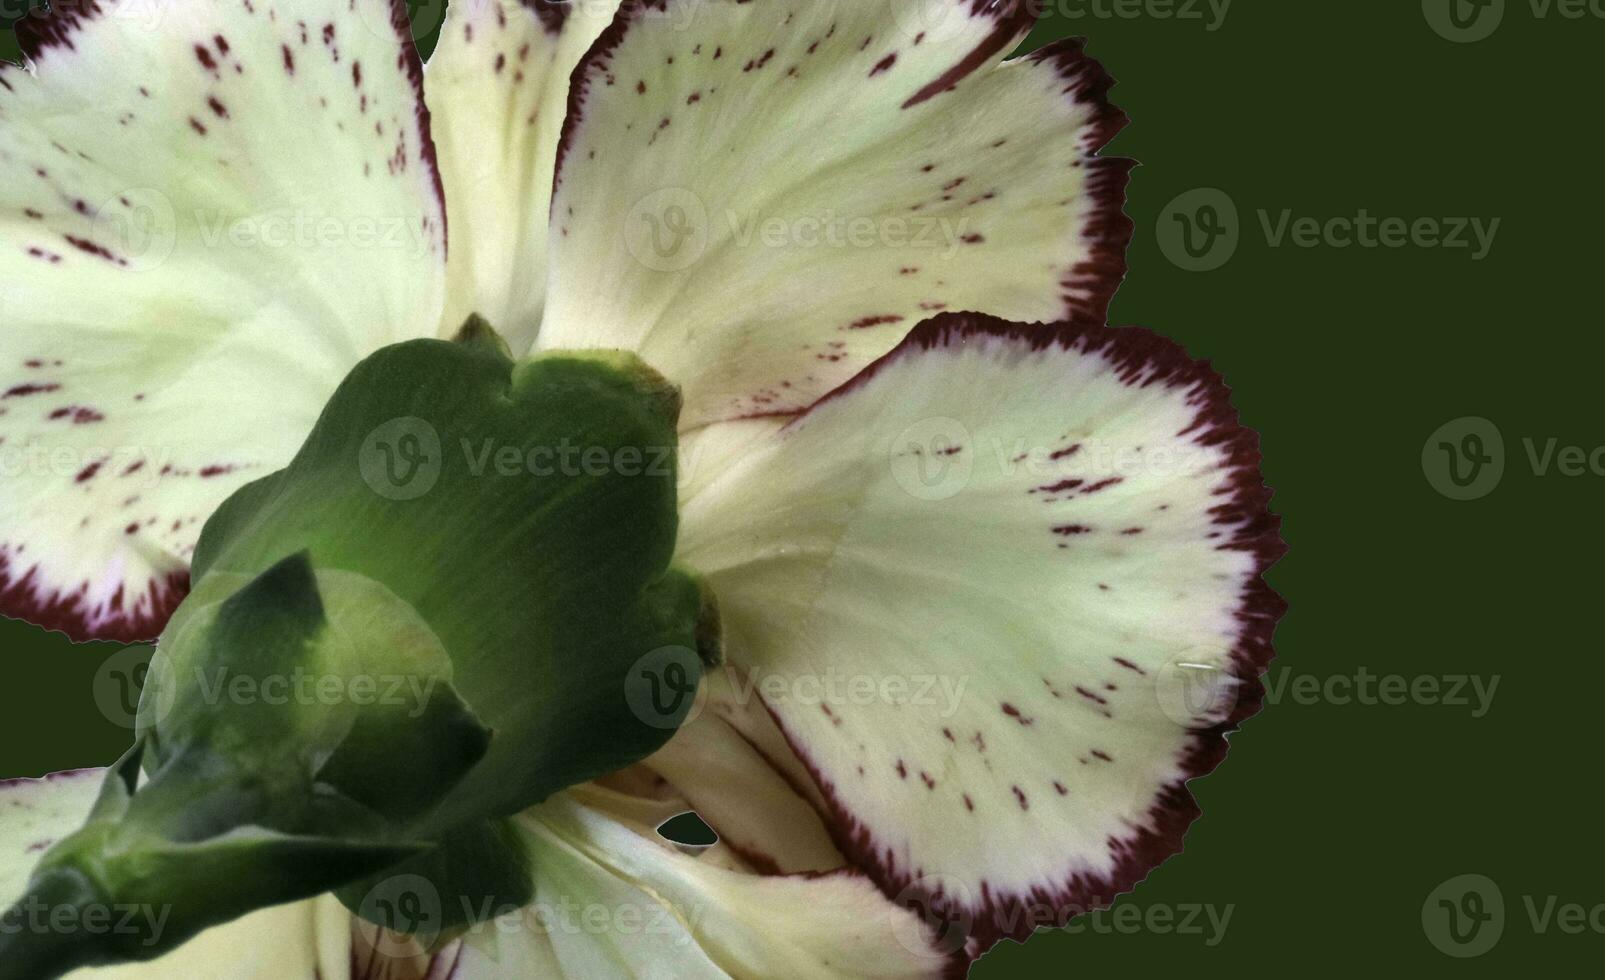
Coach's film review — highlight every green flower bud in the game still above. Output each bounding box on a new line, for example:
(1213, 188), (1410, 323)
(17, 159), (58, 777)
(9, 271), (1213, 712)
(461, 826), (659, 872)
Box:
(0, 320), (719, 977)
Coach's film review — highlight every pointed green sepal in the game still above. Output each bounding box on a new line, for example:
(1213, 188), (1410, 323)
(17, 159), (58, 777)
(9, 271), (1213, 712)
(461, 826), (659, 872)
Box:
(189, 332), (706, 824)
(0, 823), (427, 980)
(451, 313), (513, 362)
(4, 318), (722, 973)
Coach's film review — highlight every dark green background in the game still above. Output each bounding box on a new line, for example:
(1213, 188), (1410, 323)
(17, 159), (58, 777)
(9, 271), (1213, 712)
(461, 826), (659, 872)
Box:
(3, 1), (1594, 974)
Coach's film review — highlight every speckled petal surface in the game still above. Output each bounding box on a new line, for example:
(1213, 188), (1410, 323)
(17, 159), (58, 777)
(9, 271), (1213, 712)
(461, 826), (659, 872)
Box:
(0, 0), (446, 640)
(537, 0), (1131, 428)
(427, 0), (620, 349)
(676, 312), (1284, 953)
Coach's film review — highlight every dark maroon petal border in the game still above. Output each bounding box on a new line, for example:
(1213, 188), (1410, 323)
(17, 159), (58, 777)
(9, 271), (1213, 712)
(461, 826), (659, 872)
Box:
(902, 0), (1040, 108)
(523, 0), (573, 35)
(0, 547), (187, 644)
(774, 312), (1287, 958)
(0, 767), (102, 793)
(0, 0), (443, 643)
(12, 0), (104, 62)
(552, 0), (662, 195)
(1027, 36), (1135, 326)
(384, 0), (448, 248)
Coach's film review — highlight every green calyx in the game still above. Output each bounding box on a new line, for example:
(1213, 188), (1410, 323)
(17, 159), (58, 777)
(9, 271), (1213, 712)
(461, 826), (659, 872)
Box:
(0, 320), (720, 977)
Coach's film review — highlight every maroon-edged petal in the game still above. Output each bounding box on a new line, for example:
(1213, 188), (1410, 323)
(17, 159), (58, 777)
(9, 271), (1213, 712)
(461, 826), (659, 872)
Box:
(677, 312), (1285, 957)
(0, 0), (448, 641)
(537, 0), (1131, 429)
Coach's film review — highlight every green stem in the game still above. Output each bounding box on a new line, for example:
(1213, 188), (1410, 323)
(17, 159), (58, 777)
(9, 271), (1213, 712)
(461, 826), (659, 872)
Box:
(0, 869), (113, 980)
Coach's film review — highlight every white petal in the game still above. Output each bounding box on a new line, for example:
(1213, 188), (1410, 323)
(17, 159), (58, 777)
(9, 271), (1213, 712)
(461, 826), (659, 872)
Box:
(642, 670), (847, 875)
(0, 0), (446, 640)
(2, 767), (953, 976)
(427, 0), (621, 349)
(2, 743), (884, 975)
(538, 0), (1130, 428)
(451, 793), (955, 979)
(677, 313), (1284, 950)
(0, 770), (99, 911)
(59, 901), (357, 980)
